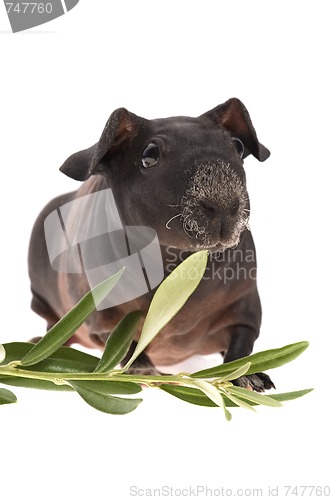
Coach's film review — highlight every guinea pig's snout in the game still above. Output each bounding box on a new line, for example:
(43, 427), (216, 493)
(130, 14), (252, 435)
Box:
(180, 161), (249, 250)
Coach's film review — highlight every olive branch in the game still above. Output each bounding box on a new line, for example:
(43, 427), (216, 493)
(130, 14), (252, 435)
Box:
(0, 251), (312, 421)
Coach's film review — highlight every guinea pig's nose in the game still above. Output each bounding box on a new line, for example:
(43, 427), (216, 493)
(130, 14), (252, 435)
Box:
(199, 198), (240, 219)
(199, 199), (219, 219)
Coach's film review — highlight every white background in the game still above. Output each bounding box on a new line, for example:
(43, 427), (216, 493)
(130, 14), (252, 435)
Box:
(0, 1), (331, 499)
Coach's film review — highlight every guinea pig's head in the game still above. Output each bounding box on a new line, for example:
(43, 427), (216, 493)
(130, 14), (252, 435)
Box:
(60, 99), (270, 253)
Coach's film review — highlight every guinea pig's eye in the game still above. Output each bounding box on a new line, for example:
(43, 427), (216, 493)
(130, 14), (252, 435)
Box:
(232, 137), (245, 159)
(141, 142), (160, 168)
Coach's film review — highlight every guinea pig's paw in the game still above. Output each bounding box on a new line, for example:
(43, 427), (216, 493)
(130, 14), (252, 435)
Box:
(231, 372), (275, 393)
(124, 363), (162, 377)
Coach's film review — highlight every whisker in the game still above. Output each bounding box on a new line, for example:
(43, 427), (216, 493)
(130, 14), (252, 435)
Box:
(243, 217), (251, 231)
(181, 211), (206, 240)
(165, 213), (181, 229)
(181, 214), (196, 238)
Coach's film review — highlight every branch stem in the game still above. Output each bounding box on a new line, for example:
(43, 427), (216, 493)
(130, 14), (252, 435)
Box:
(0, 363), (195, 387)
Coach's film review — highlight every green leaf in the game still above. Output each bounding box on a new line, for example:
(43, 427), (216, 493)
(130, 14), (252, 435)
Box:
(160, 385), (313, 408)
(0, 388), (17, 405)
(94, 311), (142, 373)
(0, 376), (73, 392)
(192, 341), (309, 379)
(0, 345), (5, 364)
(191, 378), (225, 408)
(0, 342), (101, 392)
(161, 385), (238, 408)
(223, 391), (256, 412)
(70, 381), (142, 415)
(269, 388), (314, 403)
(160, 384), (218, 407)
(216, 362), (252, 382)
(221, 396), (232, 421)
(227, 386), (282, 408)
(20, 351), (98, 374)
(72, 380), (142, 395)
(183, 379), (232, 420)
(0, 342), (36, 365)
(123, 251), (208, 371)
(2, 342), (99, 371)
(20, 269), (124, 367)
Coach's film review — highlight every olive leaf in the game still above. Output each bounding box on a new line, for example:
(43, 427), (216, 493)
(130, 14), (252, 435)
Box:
(223, 391), (256, 412)
(2, 342), (99, 372)
(94, 311), (142, 373)
(191, 378), (225, 408)
(0, 376), (73, 392)
(216, 362), (252, 382)
(227, 386), (282, 408)
(160, 384), (218, 407)
(0, 387), (17, 405)
(122, 251), (208, 371)
(271, 388), (313, 402)
(159, 385), (313, 409)
(192, 341), (309, 379)
(20, 269), (124, 367)
(190, 378), (232, 420)
(0, 342), (100, 391)
(69, 381), (142, 415)
(73, 380), (142, 395)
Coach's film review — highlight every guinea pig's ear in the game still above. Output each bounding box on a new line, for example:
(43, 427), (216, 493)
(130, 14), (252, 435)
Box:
(60, 108), (140, 181)
(201, 98), (270, 161)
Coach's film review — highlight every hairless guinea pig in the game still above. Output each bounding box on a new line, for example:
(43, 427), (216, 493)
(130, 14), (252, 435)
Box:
(28, 98), (273, 392)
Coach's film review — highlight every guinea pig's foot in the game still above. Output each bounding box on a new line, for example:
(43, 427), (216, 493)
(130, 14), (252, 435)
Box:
(120, 341), (167, 376)
(124, 363), (162, 376)
(231, 372), (275, 393)
(120, 347), (162, 376)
